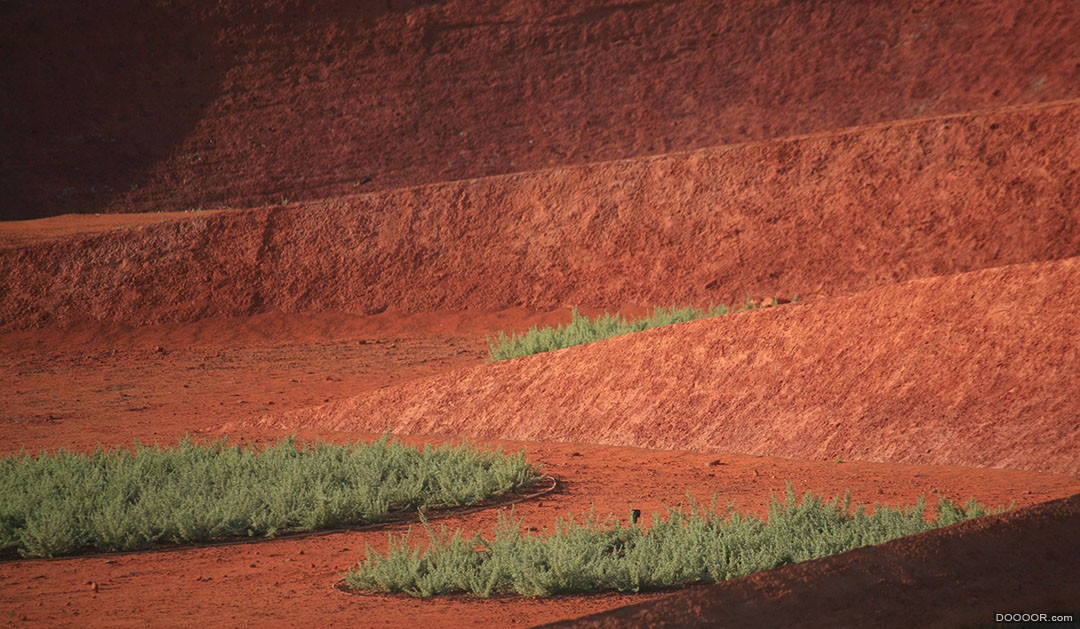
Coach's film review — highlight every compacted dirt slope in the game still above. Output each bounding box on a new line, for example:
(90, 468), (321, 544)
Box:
(3, 0), (1079, 219)
(254, 257), (1080, 476)
(3, 100), (1078, 330)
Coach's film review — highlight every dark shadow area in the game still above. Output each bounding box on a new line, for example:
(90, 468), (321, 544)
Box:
(0, 0), (451, 221)
(0, 1), (234, 220)
(3, 1), (1075, 221)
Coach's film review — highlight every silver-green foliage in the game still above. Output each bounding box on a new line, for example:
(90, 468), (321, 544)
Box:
(0, 436), (539, 558)
(487, 301), (775, 362)
(345, 487), (991, 597)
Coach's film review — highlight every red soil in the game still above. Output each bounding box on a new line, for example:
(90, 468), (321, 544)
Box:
(0, 211), (226, 250)
(3, 100), (1079, 330)
(4, 0), (1078, 220)
(0, 307), (572, 455)
(254, 257), (1080, 476)
(555, 493), (1080, 628)
(2, 272), (1077, 625)
(3, 1), (1078, 625)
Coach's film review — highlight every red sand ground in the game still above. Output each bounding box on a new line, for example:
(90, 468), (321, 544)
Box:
(4, 1), (1078, 220)
(2, 1), (1079, 626)
(0, 308), (572, 455)
(0, 211), (226, 250)
(2, 265), (1078, 625)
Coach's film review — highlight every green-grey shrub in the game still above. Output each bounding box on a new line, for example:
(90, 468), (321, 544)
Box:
(487, 299), (792, 362)
(0, 436), (540, 558)
(345, 487), (993, 597)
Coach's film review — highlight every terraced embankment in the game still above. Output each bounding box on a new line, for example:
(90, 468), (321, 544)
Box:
(255, 257), (1080, 476)
(3, 101), (1078, 330)
(4, 0), (1078, 219)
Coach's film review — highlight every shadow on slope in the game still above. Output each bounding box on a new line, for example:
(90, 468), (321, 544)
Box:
(3, 0), (1079, 218)
(0, 1), (234, 220)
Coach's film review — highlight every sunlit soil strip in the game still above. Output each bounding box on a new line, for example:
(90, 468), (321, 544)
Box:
(345, 488), (992, 597)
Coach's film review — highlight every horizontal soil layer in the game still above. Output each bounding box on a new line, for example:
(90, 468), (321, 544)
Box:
(3, 100), (1079, 330)
(256, 257), (1080, 476)
(555, 492), (1080, 629)
(1, 431), (1076, 628)
(4, 0), (1078, 219)
(0, 210), (225, 250)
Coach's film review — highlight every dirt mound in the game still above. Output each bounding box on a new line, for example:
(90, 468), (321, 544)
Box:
(551, 492), (1080, 628)
(254, 257), (1080, 476)
(3, 101), (1078, 330)
(4, 0), (1079, 220)
(0, 307), (589, 455)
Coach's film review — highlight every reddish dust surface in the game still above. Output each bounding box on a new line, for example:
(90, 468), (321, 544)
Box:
(0, 308), (584, 455)
(259, 257), (1080, 476)
(4, 1), (1077, 624)
(1, 431), (1076, 629)
(556, 493), (1080, 629)
(4, 101), (1079, 330)
(5, 1), (1078, 220)
(0, 211), (226, 250)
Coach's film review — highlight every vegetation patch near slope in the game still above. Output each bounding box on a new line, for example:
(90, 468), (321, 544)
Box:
(345, 487), (992, 597)
(488, 299), (795, 361)
(0, 436), (540, 558)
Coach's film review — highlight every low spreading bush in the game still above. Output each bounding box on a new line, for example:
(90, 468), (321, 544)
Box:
(0, 436), (540, 558)
(345, 487), (992, 597)
(487, 299), (792, 361)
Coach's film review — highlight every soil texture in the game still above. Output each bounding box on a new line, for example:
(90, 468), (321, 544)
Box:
(2, 1), (1078, 625)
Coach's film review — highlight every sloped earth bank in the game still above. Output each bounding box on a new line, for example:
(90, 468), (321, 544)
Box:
(553, 494), (1080, 629)
(1, 430), (1077, 628)
(5, 0), (1079, 220)
(0, 307), (587, 455)
(3, 100), (1079, 330)
(253, 257), (1080, 476)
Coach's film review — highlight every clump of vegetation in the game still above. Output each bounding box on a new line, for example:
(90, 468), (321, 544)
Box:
(487, 299), (794, 361)
(0, 436), (540, 558)
(345, 487), (992, 597)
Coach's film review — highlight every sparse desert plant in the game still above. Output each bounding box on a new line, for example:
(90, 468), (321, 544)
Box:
(0, 435), (540, 558)
(487, 298), (795, 361)
(345, 486), (992, 598)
